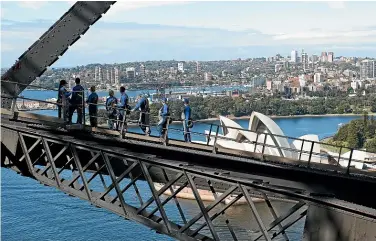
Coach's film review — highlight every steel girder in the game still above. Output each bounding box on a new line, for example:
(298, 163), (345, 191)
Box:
(1, 1), (116, 109)
(2, 126), (311, 241)
(3, 125), (376, 240)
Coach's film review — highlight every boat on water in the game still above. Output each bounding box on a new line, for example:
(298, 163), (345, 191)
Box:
(154, 183), (253, 205)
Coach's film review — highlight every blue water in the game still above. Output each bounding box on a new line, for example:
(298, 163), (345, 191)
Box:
(2, 90), (363, 240)
(20, 86), (247, 101)
(140, 115), (360, 143)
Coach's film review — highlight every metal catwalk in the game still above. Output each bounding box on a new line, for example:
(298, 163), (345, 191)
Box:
(2, 119), (376, 240)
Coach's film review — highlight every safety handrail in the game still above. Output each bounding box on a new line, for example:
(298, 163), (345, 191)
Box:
(1, 79), (60, 91)
(5, 93), (376, 157)
(2, 92), (375, 176)
(4, 93), (374, 155)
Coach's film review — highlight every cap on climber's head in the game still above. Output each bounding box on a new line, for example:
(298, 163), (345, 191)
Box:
(183, 98), (189, 104)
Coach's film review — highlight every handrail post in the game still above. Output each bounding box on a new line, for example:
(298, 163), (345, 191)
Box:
(82, 90), (85, 130)
(337, 146), (343, 166)
(212, 125), (220, 153)
(120, 111), (127, 139)
(261, 133), (267, 156)
(164, 116), (170, 146)
(346, 148), (354, 175)
(207, 123), (213, 146)
(254, 132), (259, 153)
(307, 141), (315, 167)
(298, 139), (305, 161)
(11, 83), (18, 119)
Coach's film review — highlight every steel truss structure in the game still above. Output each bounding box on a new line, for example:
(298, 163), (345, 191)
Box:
(2, 125), (313, 241)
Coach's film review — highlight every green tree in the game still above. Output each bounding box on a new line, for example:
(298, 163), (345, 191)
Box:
(347, 122), (360, 148)
(365, 138), (376, 153)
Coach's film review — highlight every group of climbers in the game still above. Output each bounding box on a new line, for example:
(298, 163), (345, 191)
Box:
(57, 78), (88, 125)
(57, 80), (193, 142)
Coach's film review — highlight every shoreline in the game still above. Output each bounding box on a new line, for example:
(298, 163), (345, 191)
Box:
(123, 113), (376, 127)
(194, 113), (376, 123)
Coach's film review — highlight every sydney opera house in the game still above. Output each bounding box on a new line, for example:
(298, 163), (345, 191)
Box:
(155, 112), (376, 204)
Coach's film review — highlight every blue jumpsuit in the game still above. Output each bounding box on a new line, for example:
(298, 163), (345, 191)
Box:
(157, 103), (169, 137)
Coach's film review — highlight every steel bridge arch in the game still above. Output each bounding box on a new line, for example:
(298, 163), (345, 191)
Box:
(1, 1), (116, 109)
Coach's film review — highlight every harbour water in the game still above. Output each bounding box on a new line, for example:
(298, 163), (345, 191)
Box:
(1, 90), (363, 240)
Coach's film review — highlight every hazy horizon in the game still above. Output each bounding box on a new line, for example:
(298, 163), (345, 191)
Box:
(2, 1), (376, 67)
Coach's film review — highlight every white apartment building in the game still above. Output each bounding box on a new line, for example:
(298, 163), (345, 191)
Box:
(177, 62), (184, 72)
(291, 50), (298, 63)
(360, 60), (375, 79)
(314, 73), (322, 83)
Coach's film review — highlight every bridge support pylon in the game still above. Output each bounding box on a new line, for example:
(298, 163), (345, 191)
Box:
(303, 204), (376, 241)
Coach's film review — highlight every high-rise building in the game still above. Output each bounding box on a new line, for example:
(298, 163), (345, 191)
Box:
(94, 66), (103, 84)
(114, 67), (119, 85)
(177, 62), (184, 72)
(126, 67), (135, 79)
(106, 69), (110, 83)
(328, 52), (334, 63)
(291, 50), (298, 63)
(301, 49), (308, 71)
(110, 68), (114, 84)
(311, 55), (319, 63)
(360, 60), (376, 79)
(140, 64), (146, 77)
(94, 67), (98, 83)
(196, 61), (200, 73)
(321, 52), (328, 62)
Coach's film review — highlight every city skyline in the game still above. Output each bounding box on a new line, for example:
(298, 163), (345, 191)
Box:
(2, 1), (376, 67)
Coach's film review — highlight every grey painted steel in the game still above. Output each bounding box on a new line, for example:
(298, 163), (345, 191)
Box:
(261, 192), (290, 241)
(136, 172), (184, 215)
(140, 161), (172, 233)
(41, 137), (62, 187)
(3, 121), (376, 217)
(71, 145), (92, 201)
(207, 180), (238, 241)
(1, 1), (116, 109)
(240, 184), (272, 241)
(102, 151), (129, 216)
(17, 132), (38, 176)
(162, 169), (188, 225)
(303, 204), (376, 241)
(185, 172), (220, 240)
(2, 126), (337, 241)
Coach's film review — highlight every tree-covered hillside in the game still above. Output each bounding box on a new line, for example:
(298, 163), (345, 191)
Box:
(329, 114), (376, 152)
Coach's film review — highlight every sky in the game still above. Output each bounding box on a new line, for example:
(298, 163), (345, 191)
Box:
(1, 1), (376, 67)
